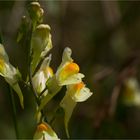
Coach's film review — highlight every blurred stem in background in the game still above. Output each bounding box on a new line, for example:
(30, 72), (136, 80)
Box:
(0, 35), (2, 44)
(0, 29), (3, 44)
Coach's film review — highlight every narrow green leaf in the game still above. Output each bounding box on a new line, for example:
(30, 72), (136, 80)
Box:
(5, 77), (24, 108)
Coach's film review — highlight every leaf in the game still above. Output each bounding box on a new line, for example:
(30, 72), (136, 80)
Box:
(12, 83), (24, 109)
(5, 78), (24, 108)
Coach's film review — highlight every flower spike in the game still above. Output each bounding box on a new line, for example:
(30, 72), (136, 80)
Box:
(38, 47), (84, 112)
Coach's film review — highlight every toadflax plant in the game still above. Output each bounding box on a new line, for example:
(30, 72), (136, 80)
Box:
(0, 1), (93, 139)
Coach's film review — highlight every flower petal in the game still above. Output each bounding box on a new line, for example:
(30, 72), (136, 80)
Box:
(33, 71), (46, 93)
(33, 55), (53, 94)
(60, 93), (77, 138)
(56, 47), (73, 76)
(0, 44), (9, 62)
(59, 73), (84, 86)
(72, 86), (93, 102)
(60, 82), (93, 137)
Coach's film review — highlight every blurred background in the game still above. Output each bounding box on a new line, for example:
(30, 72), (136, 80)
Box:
(0, 0), (140, 139)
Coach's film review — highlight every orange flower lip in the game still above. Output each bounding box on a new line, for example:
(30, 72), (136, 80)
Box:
(37, 123), (48, 132)
(74, 82), (85, 91)
(64, 62), (80, 74)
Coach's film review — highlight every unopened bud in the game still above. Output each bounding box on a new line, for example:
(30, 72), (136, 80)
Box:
(28, 2), (44, 23)
(34, 24), (51, 40)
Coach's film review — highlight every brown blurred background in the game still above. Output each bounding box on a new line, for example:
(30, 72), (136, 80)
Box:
(0, 0), (140, 138)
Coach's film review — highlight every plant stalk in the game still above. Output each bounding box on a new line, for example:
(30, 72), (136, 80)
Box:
(27, 22), (46, 123)
(9, 86), (19, 139)
(27, 23), (40, 105)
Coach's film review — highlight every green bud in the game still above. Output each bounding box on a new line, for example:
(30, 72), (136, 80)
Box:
(34, 24), (51, 41)
(31, 24), (52, 73)
(28, 2), (44, 24)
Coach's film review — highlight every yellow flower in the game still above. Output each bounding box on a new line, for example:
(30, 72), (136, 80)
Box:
(68, 82), (93, 102)
(33, 122), (60, 140)
(58, 62), (80, 80)
(60, 82), (93, 137)
(0, 44), (24, 108)
(33, 55), (53, 94)
(56, 47), (84, 86)
(38, 47), (85, 113)
(123, 77), (140, 106)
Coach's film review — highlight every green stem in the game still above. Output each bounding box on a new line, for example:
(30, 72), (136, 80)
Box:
(9, 86), (19, 139)
(29, 64), (40, 105)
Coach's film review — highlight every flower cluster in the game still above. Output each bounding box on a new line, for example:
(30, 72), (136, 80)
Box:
(0, 2), (93, 139)
(27, 2), (93, 139)
(34, 46), (93, 138)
